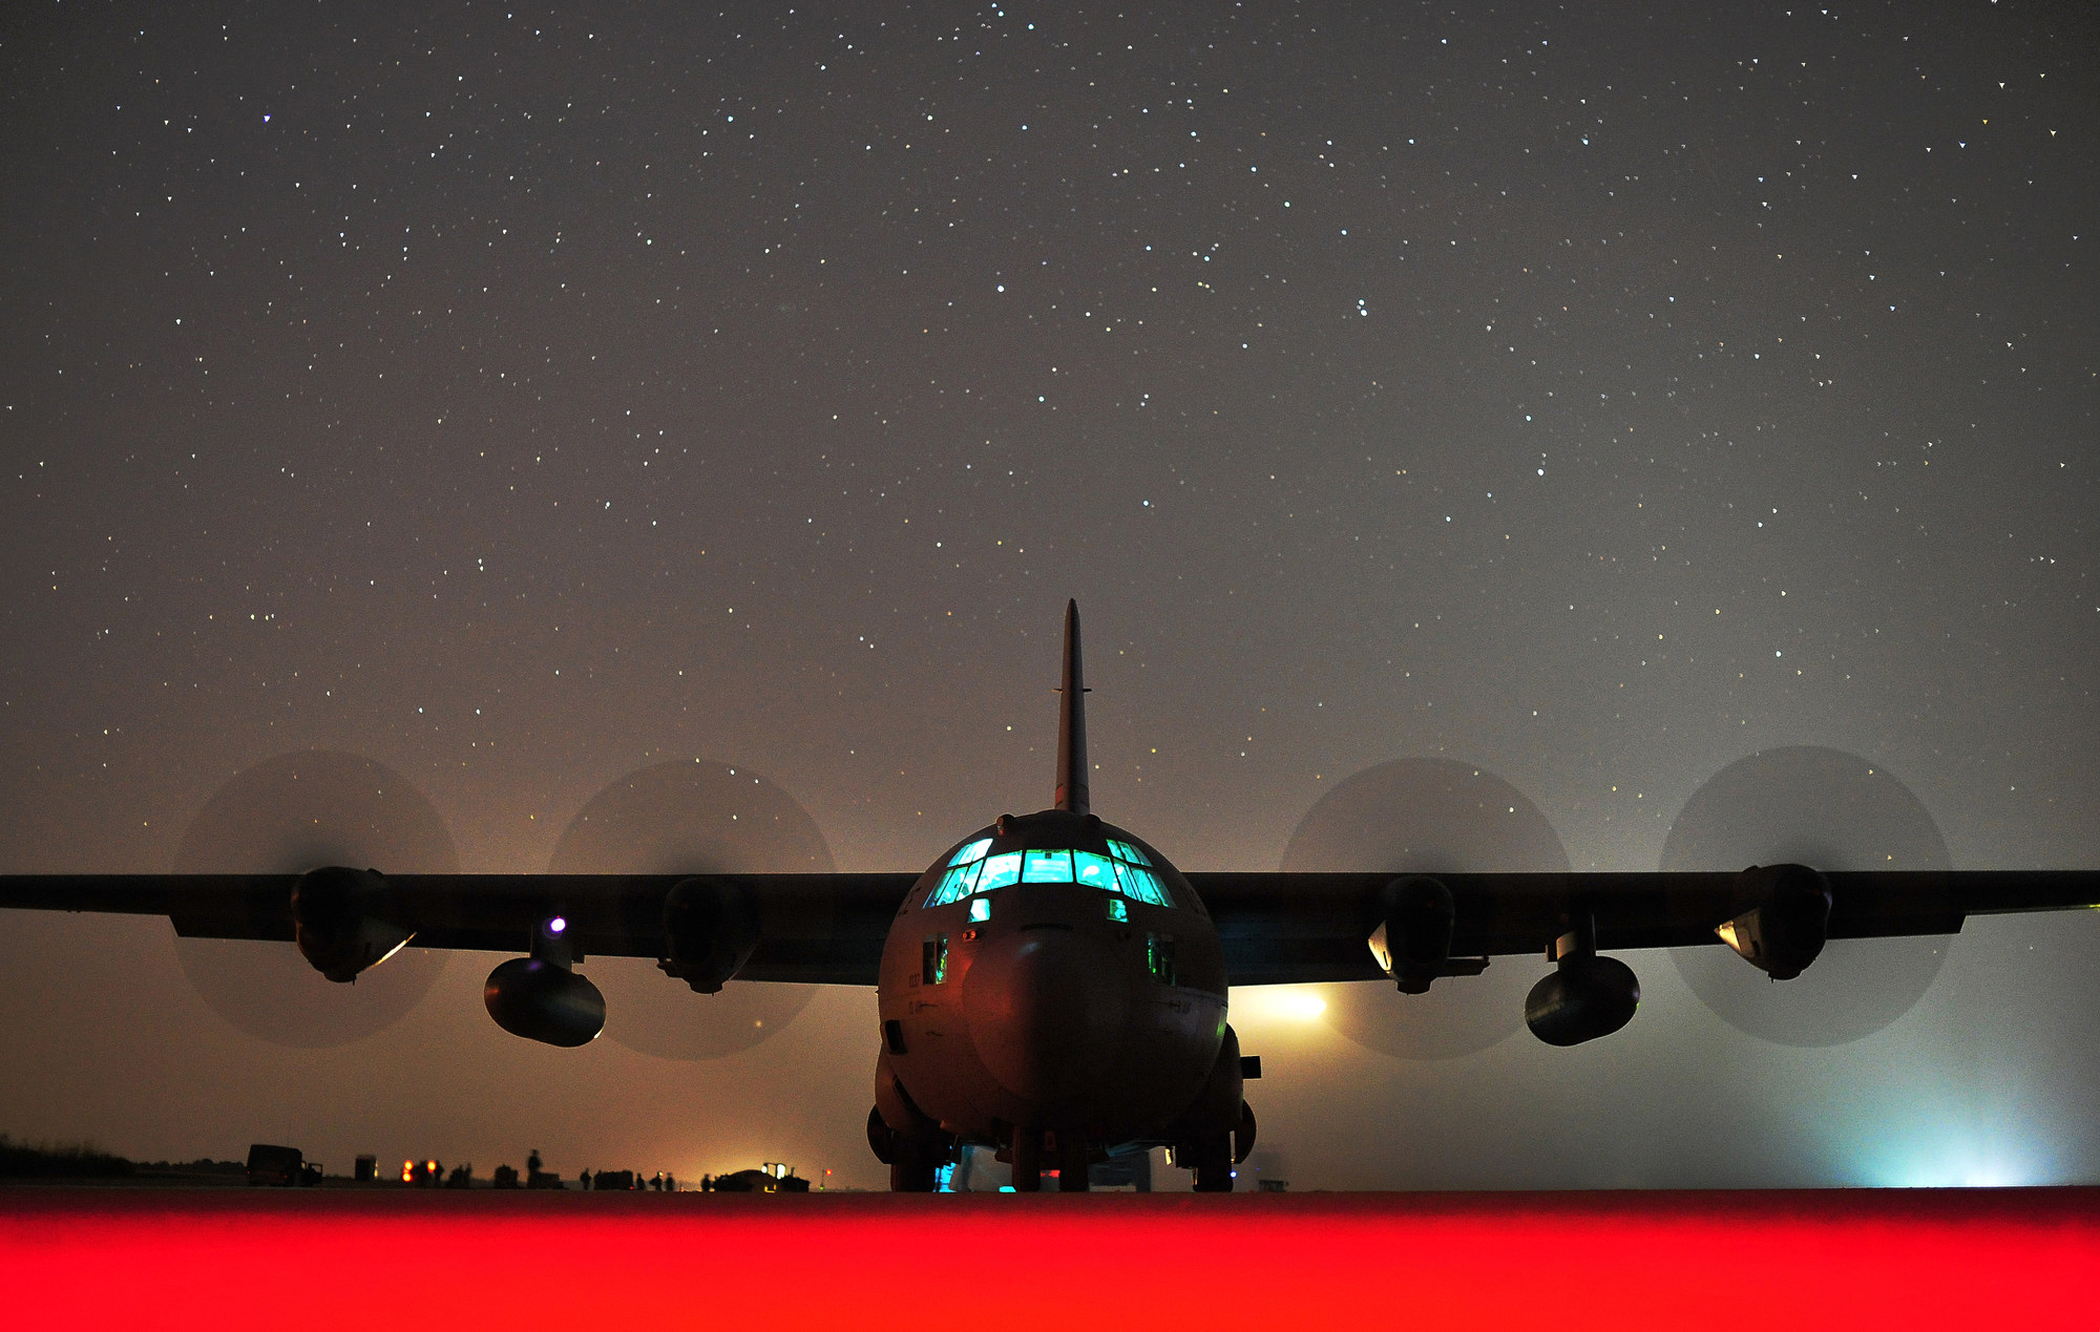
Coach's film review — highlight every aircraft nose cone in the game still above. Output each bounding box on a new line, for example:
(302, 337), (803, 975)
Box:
(965, 927), (1130, 1106)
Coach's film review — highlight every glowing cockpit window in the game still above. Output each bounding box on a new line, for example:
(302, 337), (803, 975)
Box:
(970, 897), (992, 923)
(1072, 851), (1116, 890)
(976, 852), (1023, 892)
(1109, 861), (1139, 904)
(1105, 897), (1128, 922)
(1107, 839), (1153, 867)
(1115, 862), (1171, 908)
(924, 858), (984, 908)
(1136, 868), (1174, 908)
(930, 842), (1174, 908)
(1022, 849), (1074, 883)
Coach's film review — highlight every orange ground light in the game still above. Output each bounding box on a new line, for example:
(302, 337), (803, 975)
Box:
(3, 1188), (2096, 1331)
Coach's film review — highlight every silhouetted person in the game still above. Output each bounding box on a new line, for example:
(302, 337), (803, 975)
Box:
(578, 1169), (591, 1191)
(665, 1172), (676, 1192)
(527, 1149), (542, 1175)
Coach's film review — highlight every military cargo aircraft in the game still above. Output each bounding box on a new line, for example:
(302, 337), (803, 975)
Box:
(4, 601), (2095, 1191)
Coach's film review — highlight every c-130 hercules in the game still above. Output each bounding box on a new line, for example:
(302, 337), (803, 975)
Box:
(4, 601), (2096, 1190)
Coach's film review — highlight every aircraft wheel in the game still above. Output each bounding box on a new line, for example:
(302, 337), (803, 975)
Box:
(888, 1133), (944, 1192)
(1189, 1134), (1235, 1192)
(1011, 1125), (1043, 1193)
(889, 1157), (938, 1192)
(1234, 1100), (1258, 1165)
(865, 1106), (896, 1165)
(1056, 1131), (1091, 1193)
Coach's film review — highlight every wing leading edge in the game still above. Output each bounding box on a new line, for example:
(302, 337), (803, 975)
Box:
(5, 868), (2097, 989)
(1194, 869), (2100, 986)
(0, 872), (918, 986)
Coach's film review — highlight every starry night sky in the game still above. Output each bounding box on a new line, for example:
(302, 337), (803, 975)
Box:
(3, 1), (2097, 1190)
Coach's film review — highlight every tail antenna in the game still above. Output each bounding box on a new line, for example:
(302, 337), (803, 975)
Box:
(1053, 599), (1091, 814)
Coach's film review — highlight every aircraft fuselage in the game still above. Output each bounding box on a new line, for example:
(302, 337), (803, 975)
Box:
(873, 808), (1244, 1189)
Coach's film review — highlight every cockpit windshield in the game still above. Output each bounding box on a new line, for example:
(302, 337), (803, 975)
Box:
(924, 836), (1173, 909)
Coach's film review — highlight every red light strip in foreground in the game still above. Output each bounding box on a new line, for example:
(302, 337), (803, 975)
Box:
(3, 1188), (2096, 1331)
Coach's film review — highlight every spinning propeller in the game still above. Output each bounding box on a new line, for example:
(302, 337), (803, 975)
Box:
(547, 759), (833, 1060)
(1281, 757), (1569, 1059)
(1664, 746), (1953, 1046)
(170, 751), (455, 1047)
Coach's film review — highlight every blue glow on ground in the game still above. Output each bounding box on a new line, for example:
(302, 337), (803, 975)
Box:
(1851, 1126), (2050, 1188)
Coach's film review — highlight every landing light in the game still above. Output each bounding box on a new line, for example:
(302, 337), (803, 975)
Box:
(546, 916), (567, 935)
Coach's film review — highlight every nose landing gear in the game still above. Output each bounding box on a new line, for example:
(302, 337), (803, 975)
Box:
(1004, 1126), (1095, 1192)
(1010, 1123), (1042, 1192)
(1056, 1130), (1092, 1193)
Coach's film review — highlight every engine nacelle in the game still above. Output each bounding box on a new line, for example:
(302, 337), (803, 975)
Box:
(291, 866), (414, 983)
(484, 958), (605, 1047)
(1369, 875), (1456, 994)
(657, 876), (762, 993)
(1525, 953), (1640, 1047)
(1716, 863), (1832, 980)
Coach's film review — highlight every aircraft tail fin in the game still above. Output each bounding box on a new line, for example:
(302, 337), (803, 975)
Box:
(1053, 599), (1089, 814)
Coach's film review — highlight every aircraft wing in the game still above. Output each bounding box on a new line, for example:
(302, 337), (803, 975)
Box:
(8, 869), (2098, 990)
(1190, 870), (2100, 986)
(0, 873), (919, 986)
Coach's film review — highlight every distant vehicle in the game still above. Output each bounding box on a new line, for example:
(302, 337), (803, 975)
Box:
(402, 1158), (444, 1186)
(712, 1165), (808, 1193)
(245, 1144), (320, 1187)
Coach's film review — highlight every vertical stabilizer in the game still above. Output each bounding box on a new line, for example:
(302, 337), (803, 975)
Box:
(1053, 599), (1089, 814)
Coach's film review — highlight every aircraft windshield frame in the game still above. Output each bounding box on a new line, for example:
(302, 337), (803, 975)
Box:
(922, 837), (1174, 909)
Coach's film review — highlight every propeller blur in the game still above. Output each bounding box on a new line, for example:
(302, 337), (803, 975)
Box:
(4, 602), (2097, 1190)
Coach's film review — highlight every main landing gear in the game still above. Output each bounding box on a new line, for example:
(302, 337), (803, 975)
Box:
(1175, 1099), (1257, 1192)
(867, 1106), (955, 1192)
